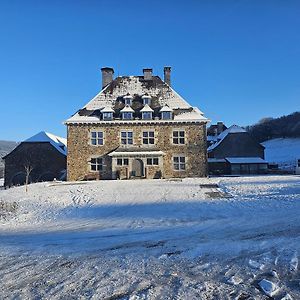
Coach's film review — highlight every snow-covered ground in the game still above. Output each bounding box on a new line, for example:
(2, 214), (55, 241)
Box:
(262, 138), (300, 170)
(0, 176), (299, 299)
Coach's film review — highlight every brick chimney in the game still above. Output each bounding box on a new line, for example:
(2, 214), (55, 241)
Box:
(217, 121), (224, 135)
(143, 68), (153, 80)
(101, 67), (114, 89)
(164, 66), (171, 86)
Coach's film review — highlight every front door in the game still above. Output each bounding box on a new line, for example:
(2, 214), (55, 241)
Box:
(132, 159), (144, 177)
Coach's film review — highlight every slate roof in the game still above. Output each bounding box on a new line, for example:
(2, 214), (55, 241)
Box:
(65, 74), (208, 124)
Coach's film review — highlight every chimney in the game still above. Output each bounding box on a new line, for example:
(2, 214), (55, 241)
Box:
(101, 67), (114, 89)
(217, 121), (224, 135)
(143, 68), (153, 80)
(164, 66), (171, 86)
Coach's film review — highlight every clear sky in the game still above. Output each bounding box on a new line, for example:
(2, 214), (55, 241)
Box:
(0, 0), (299, 141)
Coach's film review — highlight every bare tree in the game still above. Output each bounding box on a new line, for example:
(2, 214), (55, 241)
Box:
(24, 163), (33, 192)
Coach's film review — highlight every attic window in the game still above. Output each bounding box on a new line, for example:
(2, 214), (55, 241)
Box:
(124, 95), (133, 106)
(161, 111), (172, 120)
(103, 112), (113, 121)
(122, 112), (133, 120)
(142, 111), (152, 120)
(142, 96), (151, 105)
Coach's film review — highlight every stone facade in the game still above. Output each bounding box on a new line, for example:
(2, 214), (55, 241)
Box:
(67, 122), (207, 181)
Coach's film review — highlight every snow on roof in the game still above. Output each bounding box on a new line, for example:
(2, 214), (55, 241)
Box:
(225, 157), (267, 164)
(159, 105), (173, 112)
(207, 125), (246, 152)
(65, 75), (208, 124)
(101, 106), (115, 113)
(109, 150), (165, 157)
(174, 107), (208, 122)
(24, 131), (67, 155)
(140, 104), (154, 112)
(208, 158), (227, 163)
(120, 105), (135, 113)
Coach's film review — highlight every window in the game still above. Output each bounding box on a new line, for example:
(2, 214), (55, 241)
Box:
(143, 97), (151, 105)
(143, 131), (155, 144)
(103, 112), (113, 120)
(173, 156), (185, 170)
(117, 158), (129, 166)
(147, 157), (159, 165)
(121, 131), (133, 145)
(91, 131), (104, 145)
(173, 130), (185, 144)
(161, 111), (172, 120)
(142, 112), (152, 120)
(90, 157), (104, 171)
(122, 112), (133, 120)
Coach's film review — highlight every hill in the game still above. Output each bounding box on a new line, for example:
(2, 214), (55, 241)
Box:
(0, 140), (18, 178)
(247, 112), (300, 143)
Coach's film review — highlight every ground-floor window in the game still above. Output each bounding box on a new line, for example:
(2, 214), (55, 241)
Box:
(147, 157), (159, 165)
(90, 157), (104, 171)
(173, 155), (186, 170)
(117, 158), (129, 166)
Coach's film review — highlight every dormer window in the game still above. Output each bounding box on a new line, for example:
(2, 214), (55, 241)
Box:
(140, 104), (154, 120)
(124, 94), (133, 106)
(103, 112), (113, 121)
(123, 112), (133, 120)
(161, 111), (172, 120)
(159, 105), (173, 120)
(142, 94), (151, 105)
(142, 112), (152, 120)
(120, 104), (134, 120)
(101, 106), (114, 121)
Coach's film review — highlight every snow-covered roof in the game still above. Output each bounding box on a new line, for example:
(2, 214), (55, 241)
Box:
(225, 157), (267, 164)
(24, 131), (67, 156)
(208, 158), (227, 163)
(65, 74), (208, 124)
(120, 105), (134, 113)
(109, 150), (164, 157)
(208, 125), (246, 152)
(159, 105), (173, 112)
(101, 106), (115, 113)
(140, 104), (154, 112)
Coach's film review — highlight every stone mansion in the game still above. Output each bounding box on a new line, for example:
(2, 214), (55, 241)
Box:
(65, 67), (209, 180)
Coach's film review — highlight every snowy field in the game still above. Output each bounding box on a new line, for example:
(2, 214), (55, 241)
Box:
(0, 176), (299, 299)
(262, 138), (300, 170)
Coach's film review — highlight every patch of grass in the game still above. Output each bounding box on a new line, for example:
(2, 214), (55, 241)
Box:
(0, 201), (18, 220)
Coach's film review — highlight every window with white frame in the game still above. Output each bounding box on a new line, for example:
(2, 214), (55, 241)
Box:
(122, 112), (133, 120)
(124, 98), (132, 105)
(142, 112), (152, 120)
(103, 112), (113, 120)
(173, 130), (185, 144)
(117, 158), (129, 166)
(91, 131), (104, 145)
(161, 111), (172, 120)
(143, 97), (151, 105)
(173, 156), (186, 170)
(121, 131), (133, 145)
(90, 157), (104, 171)
(143, 131), (155, 144)
(147, 157), (159, 165)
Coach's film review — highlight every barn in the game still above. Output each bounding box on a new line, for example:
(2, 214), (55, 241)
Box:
(3, 131), (67, 187)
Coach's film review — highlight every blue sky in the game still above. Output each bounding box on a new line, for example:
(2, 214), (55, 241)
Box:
(0, 0), (299, 141)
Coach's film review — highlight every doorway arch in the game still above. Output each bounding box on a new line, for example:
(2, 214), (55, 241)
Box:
(132, 159), (144, 177)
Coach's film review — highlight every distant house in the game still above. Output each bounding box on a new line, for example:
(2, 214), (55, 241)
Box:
(3, 131), (67, 187)
(207, 121), (227, 147)
(207, 125), (268, 175)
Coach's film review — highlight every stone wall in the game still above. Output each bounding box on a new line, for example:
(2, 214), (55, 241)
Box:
(67, 122), (207, 181)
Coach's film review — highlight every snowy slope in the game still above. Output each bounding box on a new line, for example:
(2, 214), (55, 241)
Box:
(262, 138), (300, 169)
(0, 176), (299, 299)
